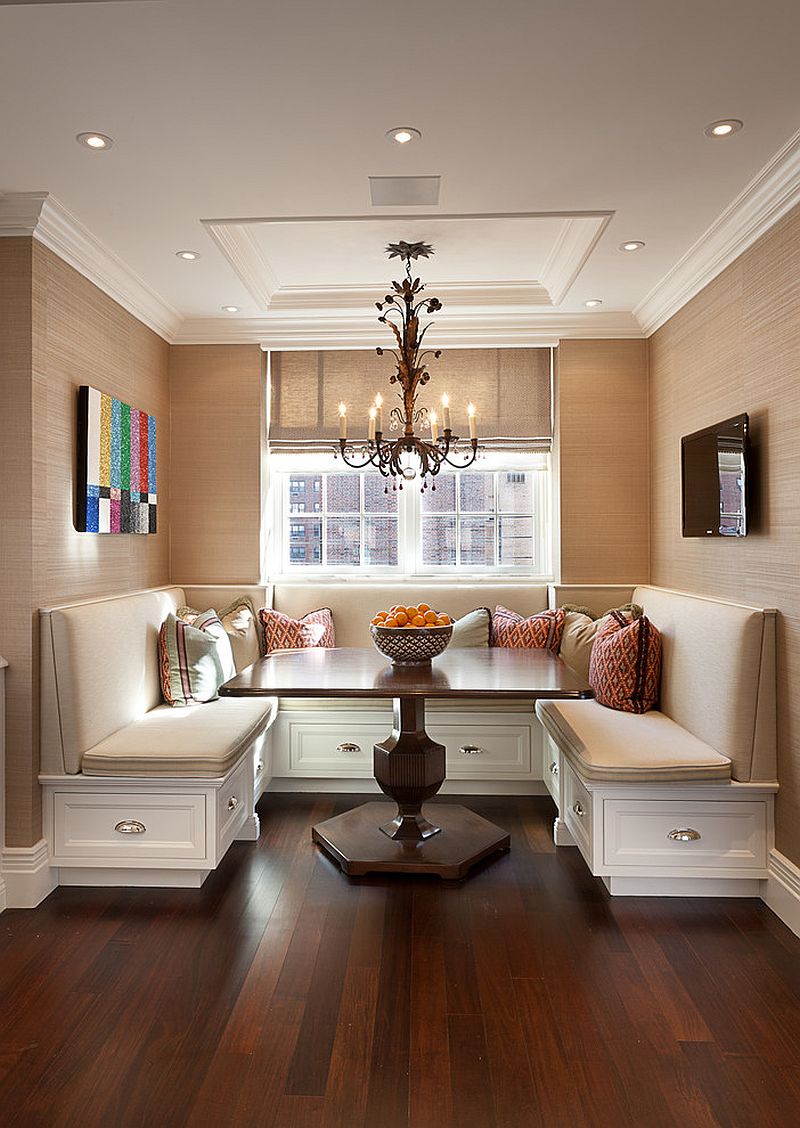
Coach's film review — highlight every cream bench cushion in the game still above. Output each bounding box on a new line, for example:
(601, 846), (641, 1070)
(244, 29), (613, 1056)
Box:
(536, 698), (732, 783)
(81, 698), (275, 777)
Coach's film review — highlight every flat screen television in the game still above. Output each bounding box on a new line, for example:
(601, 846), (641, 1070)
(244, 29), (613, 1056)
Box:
(681, 413), (749, 537)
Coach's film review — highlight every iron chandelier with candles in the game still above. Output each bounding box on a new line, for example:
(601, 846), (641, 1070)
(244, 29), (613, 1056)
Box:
(335, 241), (478, 487)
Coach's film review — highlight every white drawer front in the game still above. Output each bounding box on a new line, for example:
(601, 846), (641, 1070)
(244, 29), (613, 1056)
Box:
(217, 757), (250, 842)
(562, 763), (593, 859)
(542, 734), (561, 804)
(435, 724), (531, 779)
(53, 792), (207, 860)
(289, 722), (378, 775)
(603, 799), (768, 870)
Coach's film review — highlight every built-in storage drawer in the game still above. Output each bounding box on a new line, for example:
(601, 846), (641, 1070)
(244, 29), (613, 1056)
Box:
(603, 798), (769, 871)
(284, 721), (378, 775)
(562, 762), (593, 860)
(542, 734), (560, 804)
(52, 791), (208, 861)
(435, 723), (531, 779)
(217, 756), (250, 845)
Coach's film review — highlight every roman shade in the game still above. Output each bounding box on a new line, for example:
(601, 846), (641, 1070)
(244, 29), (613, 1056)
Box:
(268, 347), (552, 452)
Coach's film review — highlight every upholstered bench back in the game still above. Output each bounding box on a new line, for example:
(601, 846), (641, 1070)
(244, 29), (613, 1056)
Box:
(632, 586), (776, 783)
(271, 584), (550, 648)
(40, 587), (186, 774)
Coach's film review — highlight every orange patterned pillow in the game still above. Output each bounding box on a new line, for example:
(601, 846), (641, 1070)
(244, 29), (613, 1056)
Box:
(490, 606), (565, 652)
(258, 607), (335, 654)
(589, 611), (662, 713)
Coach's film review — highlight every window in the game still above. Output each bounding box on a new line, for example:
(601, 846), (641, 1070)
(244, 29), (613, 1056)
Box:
(270, 454), (551, 577)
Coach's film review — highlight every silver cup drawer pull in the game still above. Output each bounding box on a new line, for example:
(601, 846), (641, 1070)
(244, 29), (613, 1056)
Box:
(549, 761), (559, 776)
(256, 761), (264, 774)
(460, 745), (485, 755)
(667, 827), (701, 842)
(336, 742), (362, 755)
(115, 819), (146, 835)
(572, 802), (584, 818)
(228, 796), (239, 812)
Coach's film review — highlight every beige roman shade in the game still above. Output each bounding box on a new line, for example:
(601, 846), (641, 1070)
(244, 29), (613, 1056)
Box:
(268, 347), (552, 452)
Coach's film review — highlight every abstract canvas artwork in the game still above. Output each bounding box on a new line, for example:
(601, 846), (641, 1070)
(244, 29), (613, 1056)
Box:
(76, 385), (157, 533)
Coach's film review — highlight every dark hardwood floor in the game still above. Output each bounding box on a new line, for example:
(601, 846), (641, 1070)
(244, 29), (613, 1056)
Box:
(1, 793), (799, 1127)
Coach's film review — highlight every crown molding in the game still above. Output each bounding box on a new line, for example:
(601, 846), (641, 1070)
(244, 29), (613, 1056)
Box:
(173, 309), (643, 348)
(0, 191), (181, 342)
(202, 221), (279, 310)
(540, 214), (612, 304)
(267, 279), (552, 311)
(635, 127), (800, 335)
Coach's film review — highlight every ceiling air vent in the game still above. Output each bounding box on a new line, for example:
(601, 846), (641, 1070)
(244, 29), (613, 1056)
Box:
(369, 176), (441, 207)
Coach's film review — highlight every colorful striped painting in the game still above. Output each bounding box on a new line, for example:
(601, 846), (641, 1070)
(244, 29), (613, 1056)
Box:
(76, 385), (157, 534)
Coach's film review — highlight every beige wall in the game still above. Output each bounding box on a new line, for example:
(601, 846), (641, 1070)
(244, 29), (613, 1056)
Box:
(169, 345), (264, 585)
(0, 240), (171, 846)
(557, 339), (650, 584)
(649, 201), (800, 865)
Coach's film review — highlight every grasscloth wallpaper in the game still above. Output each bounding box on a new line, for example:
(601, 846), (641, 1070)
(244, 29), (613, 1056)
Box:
(1, 241), (170, 846)
(649, 202), (800, 865)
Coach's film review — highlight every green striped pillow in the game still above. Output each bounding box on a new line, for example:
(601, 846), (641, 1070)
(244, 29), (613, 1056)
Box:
(159, 610), (236, 707)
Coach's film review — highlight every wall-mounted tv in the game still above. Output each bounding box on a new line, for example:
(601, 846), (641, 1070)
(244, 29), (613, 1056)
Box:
(681, 413), (749, 537)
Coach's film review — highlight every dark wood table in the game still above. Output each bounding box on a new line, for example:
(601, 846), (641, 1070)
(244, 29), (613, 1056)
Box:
(221, 647), (591, 879)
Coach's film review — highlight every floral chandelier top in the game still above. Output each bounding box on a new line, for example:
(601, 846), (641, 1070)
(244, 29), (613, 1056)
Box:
(335, 240), (478, 487)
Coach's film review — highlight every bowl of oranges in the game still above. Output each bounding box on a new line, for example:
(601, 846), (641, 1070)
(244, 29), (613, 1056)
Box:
(369, 602), (453, 666)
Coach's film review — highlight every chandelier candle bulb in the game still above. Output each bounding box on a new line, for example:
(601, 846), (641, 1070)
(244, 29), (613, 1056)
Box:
(467, 402), (477, 440)
(338, 402), (347, 440)
(430, 411), (439, 443)
(368, 406), (377, 441)
(441, 393), (452, 432)
(374, 392), (383, 433)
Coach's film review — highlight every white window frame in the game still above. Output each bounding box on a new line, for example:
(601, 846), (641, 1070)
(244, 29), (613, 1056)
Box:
(267, 451), (553, 581)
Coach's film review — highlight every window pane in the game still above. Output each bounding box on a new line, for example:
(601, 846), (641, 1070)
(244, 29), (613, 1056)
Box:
(364, 473), (398, 513)
(421, 515), (456, 566)
(326, 517), (360, 565)
(421, 475), (456, 513)
(499, 515), (534, 565)
(327, 474), (359, 512)
(497, 471), (533, 513)
(288, 518), (322, 565)
(460, 516), (495, 566)
(364, 517), (398, 565)
(460, 472), (495, 513)
(288, 474), (322, 513)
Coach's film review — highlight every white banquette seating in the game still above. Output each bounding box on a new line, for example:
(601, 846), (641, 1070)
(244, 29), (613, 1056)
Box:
(540, 585), (778, 896)
(38, 581), (777, 897)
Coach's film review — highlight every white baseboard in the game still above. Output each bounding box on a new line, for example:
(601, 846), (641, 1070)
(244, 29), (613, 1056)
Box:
(0, 876), (6, 913)
(266, 778), (548, 796)
(236, 813), (261, 841)
(762, 848), (800, 938)
(602, 875), (762, 897)
(2, 839), (58, 908)
(58, 867), (210, 888)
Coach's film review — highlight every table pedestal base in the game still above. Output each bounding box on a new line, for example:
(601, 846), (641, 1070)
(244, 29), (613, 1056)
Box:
(312, 801), (510, 879)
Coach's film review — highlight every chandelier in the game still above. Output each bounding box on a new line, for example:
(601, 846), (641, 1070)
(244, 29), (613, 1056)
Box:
(335, 240), (478, 486)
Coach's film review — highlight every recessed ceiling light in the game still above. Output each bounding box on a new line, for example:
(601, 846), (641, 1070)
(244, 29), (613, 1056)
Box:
(76, 132), (114, 151)
(386, 126), (422, 145)
(176, 250), (200, 261)
(584, 299), (603, 308)
(704, 119), (743, 138)
(221, 305), (240, 313)
(619, 240), (645, 252)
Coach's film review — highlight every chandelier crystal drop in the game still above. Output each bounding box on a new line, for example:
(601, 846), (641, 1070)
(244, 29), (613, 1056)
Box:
(335, 241), (478, 483)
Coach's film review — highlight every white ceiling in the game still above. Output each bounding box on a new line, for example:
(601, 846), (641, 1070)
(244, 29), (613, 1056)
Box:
(2, 0), (800, 345)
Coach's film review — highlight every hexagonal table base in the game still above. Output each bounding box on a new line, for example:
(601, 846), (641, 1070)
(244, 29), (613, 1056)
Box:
(312, 802), (511, 879)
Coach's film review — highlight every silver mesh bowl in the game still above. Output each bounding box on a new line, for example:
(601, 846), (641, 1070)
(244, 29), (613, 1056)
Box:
(370, 623), (453, 666)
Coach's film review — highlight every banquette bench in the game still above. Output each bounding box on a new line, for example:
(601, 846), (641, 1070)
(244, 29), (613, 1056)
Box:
(38, 581), (777, 897)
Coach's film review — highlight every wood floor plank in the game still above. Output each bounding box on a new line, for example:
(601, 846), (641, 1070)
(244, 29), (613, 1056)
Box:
(448, 1013), (496, 1128)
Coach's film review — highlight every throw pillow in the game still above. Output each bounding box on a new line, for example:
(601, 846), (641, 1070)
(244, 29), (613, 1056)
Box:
(449, 607), (491, 648)
(259, 607), (335, 654)
(490, 606), (565, 652)
(589, 610), (662, 713)
(178, 596), (260, 672)
(558, 611), (601, 680)
(159, 610), (236, 707)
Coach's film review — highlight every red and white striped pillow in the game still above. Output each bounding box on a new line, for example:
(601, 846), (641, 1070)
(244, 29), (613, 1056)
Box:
(490, 606), (565, 652)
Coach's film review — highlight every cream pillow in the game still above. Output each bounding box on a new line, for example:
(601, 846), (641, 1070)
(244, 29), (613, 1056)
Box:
(178, 596), (260, 672)
(449, 607), (491, 648)
(558, 611), (604, 680)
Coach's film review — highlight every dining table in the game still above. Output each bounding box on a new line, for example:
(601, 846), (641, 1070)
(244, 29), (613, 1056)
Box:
(220, 646), (592, 879)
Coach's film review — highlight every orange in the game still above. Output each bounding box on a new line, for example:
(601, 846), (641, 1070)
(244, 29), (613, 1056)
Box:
(423, 610), (438, 624)
(383, 616), (399, 627)
(411, 614), (425, 626)
(438, 613), (452, 625)
(395, 611), (409, 626)
(406, 606), (419, 619)
(418, 602), (431, 614)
